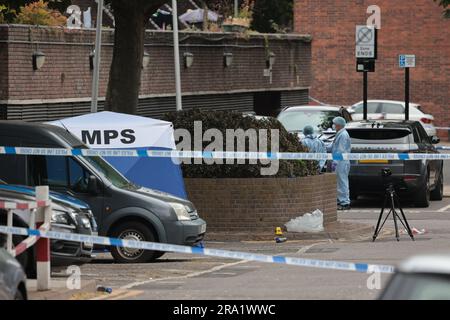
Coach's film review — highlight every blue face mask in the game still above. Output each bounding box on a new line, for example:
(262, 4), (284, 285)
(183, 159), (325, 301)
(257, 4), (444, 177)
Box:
(332, 124), (336, 131)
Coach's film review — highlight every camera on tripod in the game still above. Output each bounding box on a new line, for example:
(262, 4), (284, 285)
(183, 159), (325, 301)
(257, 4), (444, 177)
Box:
(381, 168), (394, 190)
(373, 168), (414, 242)
(381, 168), (392, 178)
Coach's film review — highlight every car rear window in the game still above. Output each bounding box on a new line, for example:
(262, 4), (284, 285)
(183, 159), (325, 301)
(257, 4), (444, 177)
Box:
(353, 103), (380, 114)
(278, 110), (341, 132)
(348, 129), (410, 141)
(380, 103), (404, 114)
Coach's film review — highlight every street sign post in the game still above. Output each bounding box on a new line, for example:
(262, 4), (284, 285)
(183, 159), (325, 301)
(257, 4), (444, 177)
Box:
(356, 25), (377, 120)
(399, 55), (416, 120)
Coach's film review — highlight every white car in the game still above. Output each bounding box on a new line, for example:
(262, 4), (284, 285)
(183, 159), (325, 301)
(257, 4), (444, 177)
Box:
(349, 100), (437, 137)
(380, 255), (450, 300)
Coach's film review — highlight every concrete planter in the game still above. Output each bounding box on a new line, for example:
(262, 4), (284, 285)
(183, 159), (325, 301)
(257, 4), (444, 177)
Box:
(185, 174), (337, 240)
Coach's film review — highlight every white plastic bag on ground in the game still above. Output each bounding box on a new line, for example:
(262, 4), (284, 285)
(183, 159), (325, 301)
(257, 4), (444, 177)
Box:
(285, 209), (324, 233)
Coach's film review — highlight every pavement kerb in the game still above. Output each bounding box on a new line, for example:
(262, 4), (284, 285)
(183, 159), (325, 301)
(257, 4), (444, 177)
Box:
(204, 220), (375, 242)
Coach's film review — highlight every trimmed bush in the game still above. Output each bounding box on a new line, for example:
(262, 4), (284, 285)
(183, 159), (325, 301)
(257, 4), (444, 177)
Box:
(163, 109), (318, 178)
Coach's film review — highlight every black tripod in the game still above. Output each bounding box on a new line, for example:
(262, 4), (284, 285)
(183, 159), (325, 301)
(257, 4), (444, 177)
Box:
(372, 170), (415, 242)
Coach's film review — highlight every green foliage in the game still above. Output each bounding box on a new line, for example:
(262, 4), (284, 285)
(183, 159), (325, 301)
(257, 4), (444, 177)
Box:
(0, 0), (69, 24)
(163, 109), (318, 178)
(251, 0), (293, 33)
(0, 4), (16, 23)
(435, 0), (450, 18)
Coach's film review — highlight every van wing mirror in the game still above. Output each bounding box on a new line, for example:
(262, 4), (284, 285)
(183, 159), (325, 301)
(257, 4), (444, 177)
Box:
(87, 175), (99, 194)
(431, 136), (440, 145)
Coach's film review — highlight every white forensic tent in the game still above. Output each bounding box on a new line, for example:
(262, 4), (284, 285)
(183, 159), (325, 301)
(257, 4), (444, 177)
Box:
(49, 111), (187, 199)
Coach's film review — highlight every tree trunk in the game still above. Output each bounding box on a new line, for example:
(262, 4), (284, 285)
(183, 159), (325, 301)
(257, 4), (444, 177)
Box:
(105, 1), (165, 114)
(202, 1), (208, 31)
(105, 3), (144, 114)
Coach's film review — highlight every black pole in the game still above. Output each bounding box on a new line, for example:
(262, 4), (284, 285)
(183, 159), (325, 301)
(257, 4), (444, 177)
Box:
(363, 71), (368, 120)
(405, 67), (410, 121)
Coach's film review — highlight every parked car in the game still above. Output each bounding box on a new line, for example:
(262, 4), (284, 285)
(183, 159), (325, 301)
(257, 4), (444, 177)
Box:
(348, 100), (437, 137)
(347, 120), (443, 207)
(0, 121), (207, 263)
(0, 239), (27, 300)
(380, 254), (450, 300)
(277, 106), (353, 147)
(0, 182), (96, 277)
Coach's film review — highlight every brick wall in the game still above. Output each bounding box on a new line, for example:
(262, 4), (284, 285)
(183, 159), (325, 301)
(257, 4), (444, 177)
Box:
(294, 0), (450, 136)
(184, 174), (337, 238)
(0, 25), (312, 101)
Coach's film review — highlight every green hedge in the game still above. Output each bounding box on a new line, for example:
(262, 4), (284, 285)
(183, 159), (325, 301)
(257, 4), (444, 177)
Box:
(163, 109), (318, 178)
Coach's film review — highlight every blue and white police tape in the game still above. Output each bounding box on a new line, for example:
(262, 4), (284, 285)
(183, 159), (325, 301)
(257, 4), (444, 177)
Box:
(1, 146), (450, 161)
(0, 225), (395, 274)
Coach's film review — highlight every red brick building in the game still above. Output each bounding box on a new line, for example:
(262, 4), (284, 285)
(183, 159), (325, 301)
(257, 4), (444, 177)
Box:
(0, 25), (312, 121)
(294, 0), (450, 135)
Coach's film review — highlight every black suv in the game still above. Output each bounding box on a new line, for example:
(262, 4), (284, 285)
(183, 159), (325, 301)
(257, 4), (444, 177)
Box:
(347, 120), (443, 207)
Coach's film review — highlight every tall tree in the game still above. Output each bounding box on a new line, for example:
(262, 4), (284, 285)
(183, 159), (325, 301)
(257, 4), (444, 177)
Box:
(105, 0), (165, 114)
(435, 0), (450, 17)
(0, 0), (70, 12)
(251, 0), (292, 33)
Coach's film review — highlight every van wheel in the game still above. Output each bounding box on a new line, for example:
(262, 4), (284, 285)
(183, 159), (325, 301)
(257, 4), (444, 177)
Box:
(415, 173), (431, 208)
(110, 222), (158, 263)
(430, 169), (443, 201)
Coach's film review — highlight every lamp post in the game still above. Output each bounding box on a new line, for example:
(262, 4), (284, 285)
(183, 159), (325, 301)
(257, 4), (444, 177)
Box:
(172, 0), (183, 111)
(91, 0), (104, 113)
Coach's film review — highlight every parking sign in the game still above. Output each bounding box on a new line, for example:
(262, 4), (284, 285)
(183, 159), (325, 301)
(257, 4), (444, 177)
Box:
(356, 26), (376, 59)
(399, 55), (416, 68)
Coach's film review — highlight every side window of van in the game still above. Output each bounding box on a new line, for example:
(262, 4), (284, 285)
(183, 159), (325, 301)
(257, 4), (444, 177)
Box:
(68, 158), (89, 193)
(28, 156), (90, 193)
(44, 156), (68, 187)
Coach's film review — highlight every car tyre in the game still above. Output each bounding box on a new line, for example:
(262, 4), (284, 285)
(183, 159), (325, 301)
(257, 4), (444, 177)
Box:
(350, 191), (358, 201)
(14, 286), (26, 300)
(415, 172), (431, 208)
(154, 251), (165, 260)
(430, 168), (444, 201)
(110, 221), (158, 263)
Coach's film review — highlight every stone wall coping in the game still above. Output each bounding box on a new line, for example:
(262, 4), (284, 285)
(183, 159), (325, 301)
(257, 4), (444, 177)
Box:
(0, 24), (312, 43)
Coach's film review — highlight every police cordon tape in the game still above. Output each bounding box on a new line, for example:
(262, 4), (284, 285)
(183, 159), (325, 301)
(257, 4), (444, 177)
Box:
(2, 146), (450, 161)
(0, 225), (396, 274)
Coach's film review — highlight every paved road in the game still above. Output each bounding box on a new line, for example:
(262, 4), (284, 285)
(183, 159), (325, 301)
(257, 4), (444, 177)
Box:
(64, 147), (450, 300)
(128, 199), (450, 300)
(67, 195), (450, 300)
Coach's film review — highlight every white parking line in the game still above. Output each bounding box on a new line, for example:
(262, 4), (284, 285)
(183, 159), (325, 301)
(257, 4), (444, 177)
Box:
(120, 260), (249, 290)
(349, 209), (448, 214)
(438, 205), (450, 212)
